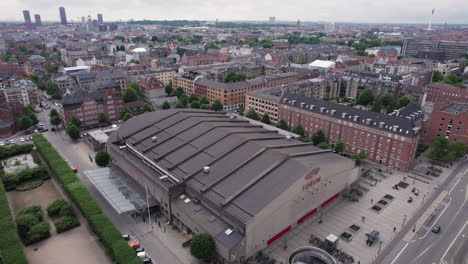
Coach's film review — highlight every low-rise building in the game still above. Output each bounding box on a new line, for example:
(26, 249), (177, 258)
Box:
(138, 76), (165, 102)
(2, 79), (40, 106)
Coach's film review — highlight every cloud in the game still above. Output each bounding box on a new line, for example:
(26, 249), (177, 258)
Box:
(1, 0), (467, 23)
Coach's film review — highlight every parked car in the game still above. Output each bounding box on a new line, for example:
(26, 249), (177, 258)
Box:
(10, 140), (16, 144)
(0, 141), (4, 146)
(366, 231), (379, 246)
(25, 137), (30, 141)
(71, 168), (78, 173)
(28, 135), (33, 141)
(20, 137), (25, 142)
(5, 140), (10, 145)
(432, 224), (441, 233)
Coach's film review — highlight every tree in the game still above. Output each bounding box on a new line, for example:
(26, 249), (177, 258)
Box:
(190, 100), (200, 109)
(432, 70), (444, 82)
(427, 136), (449, 160)
(292, 125), (305, 137)
(123, 87), (138, 102)
(200, 104), (209, 109)
(380, 92), (394, 108)
(447, 142), (467, 159)
(190, 233), (215, 261)
(351, 150), (367, 165)
(371, 96), (382, 113)
(174, 102), (185, 108)
(162, 101), (171, 109)
(127, 82), (140, 93)
(357, 88), (374, 106)
(238, 105), (244, 116)
(188, 94), (199, 103)
(122, 112), (133, 121)
(276, 119), (288, 130)
(334, 140), (345, 153)
(45, 80), (61, 99)
(142, 103), (154, 112)
(49, 109), (58, 117)
(66, 123), (80, 139)
(29, 74), (40, 85)
(245, 108), (260, 120)
(70, 116), (81, 127)
(98, 113), (107, 123)
(50, 115), (61, 128)
(200, 96), (209, 105)
(24, 106), (38, 125)
(398, 96), (411, 108)
(312, 130), (326, 146)
(165, 84), (173, 96)
(95, 151), (110, 167)
(386, 99), (398, 114)
(180, 97), (188, 106)
(317, 142), (329, 149)
(212, 100), (223, 111)
(19, 116), (33, 129)
(120, 107), (132, 118)
(260, 113), (271, 125)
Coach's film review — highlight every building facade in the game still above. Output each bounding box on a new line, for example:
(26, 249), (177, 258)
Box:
(424, 83), (468, 111)
(277, 94), (421, 171)
(2, 80), (40, 106)
(424, 103), (467, 144)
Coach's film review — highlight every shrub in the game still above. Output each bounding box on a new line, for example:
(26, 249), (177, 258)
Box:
(17, 205), (43, 221)
(15, 213), (39, 238)
(95, 151), (110, 167)
(15, 179), (43, 191)
(0, 182), (28, 264)
(0, 144), (33, 159)
(59, 203), (74, 217)
(55, 216), (79, 233)
(25, 222), (50, 245)
(32, 134), (141, 264)
(47, 199), (68, 216)
(1, 173), (18, 191)
(190, 232), (215, 261)
(1, 167), (48, 191)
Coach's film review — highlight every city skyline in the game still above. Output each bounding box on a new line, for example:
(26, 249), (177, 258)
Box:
(2, 0), (468, 24)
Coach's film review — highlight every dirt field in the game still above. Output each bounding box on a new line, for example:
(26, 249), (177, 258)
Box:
(7, 179), (112, 264)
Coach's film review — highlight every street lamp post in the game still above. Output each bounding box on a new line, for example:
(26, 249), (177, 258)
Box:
(422, 193), (426, 205)
(402, 214), (407, 227)
(378, 240), (383, 254)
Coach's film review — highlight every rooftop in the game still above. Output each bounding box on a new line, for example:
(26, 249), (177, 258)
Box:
(281, 92), (421, 137)
(440, 103), (468, 115)
(110, 109), (350, 224)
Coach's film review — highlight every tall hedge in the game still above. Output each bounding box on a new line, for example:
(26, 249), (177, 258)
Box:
(0, 182), (28, 264)
(0, 144), (34, 160)
(32, 135), (141, 264)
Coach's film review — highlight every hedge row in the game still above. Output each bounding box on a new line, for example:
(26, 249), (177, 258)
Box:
(0, 182), (28, 264)
(32, 135), (141, 264)
(0, 144), (34, 160)
(1, 167), (49, 191)
(46, 200), (80, 233)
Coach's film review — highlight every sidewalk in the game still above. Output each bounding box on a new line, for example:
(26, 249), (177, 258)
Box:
(267, 155), (460, 264)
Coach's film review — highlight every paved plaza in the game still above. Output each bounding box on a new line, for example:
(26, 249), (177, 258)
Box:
(267, 156), (456, 264)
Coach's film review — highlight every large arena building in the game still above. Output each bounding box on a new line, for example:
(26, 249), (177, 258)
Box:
(107, 109), (358, 263)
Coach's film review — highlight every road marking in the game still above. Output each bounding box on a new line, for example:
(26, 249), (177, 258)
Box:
(390, 242), (409, 264)
(419, 200), (452, 240)
(440, 220), (468, 264)
(465, 184), (468, 202)
(449, 176), (462, 194)
(414, 243), (433, 260)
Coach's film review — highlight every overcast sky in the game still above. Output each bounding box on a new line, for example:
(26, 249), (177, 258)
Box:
(1, 0), (467, 24)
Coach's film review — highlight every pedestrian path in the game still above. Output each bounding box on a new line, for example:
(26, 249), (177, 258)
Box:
(268, 158), (456, 264)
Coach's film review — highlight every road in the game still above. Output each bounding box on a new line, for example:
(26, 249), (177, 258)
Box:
(381, 162), (468, 264)
(35, 107), (185, 264)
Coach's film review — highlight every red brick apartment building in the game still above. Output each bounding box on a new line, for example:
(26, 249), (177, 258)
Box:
(425, 103), (467, 144)
(424, 83), (468, 111)
(181, 54), (231, 66)
(278, 93), (422, 171)
(192, 71), (316, 110)
(59, 81), (124, 128)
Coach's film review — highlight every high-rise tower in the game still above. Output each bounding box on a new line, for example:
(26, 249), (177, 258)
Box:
(34, 14), (42, 26)
(59, 6), (67, 25)
(23, 10), (32, 27)
(97, 14), (103, 24)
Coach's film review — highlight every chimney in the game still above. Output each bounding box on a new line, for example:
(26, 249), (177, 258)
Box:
(366, 118), (372, 125)
(300, 102), (305, 108)
(320, 107), (326, 113)
(286, 135), (292, 141)
(393, 125), (399, 132)
(412, 127), (420, 134)
(342, 112), (347, 118)
(353, 115), (359, 122)
(379, 122), (385, 128)
(151, 136), (158, 142)
(283, 98), (288, 103)
(310, 105), (315, 110)
(330, 110), (336, 116)
(291, 100), (296, 105)
(203, 166), (210, 174)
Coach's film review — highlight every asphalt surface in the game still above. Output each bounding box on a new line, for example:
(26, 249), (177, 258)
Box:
(380, 160), (468, 264)
(34, 107), (185, 264)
